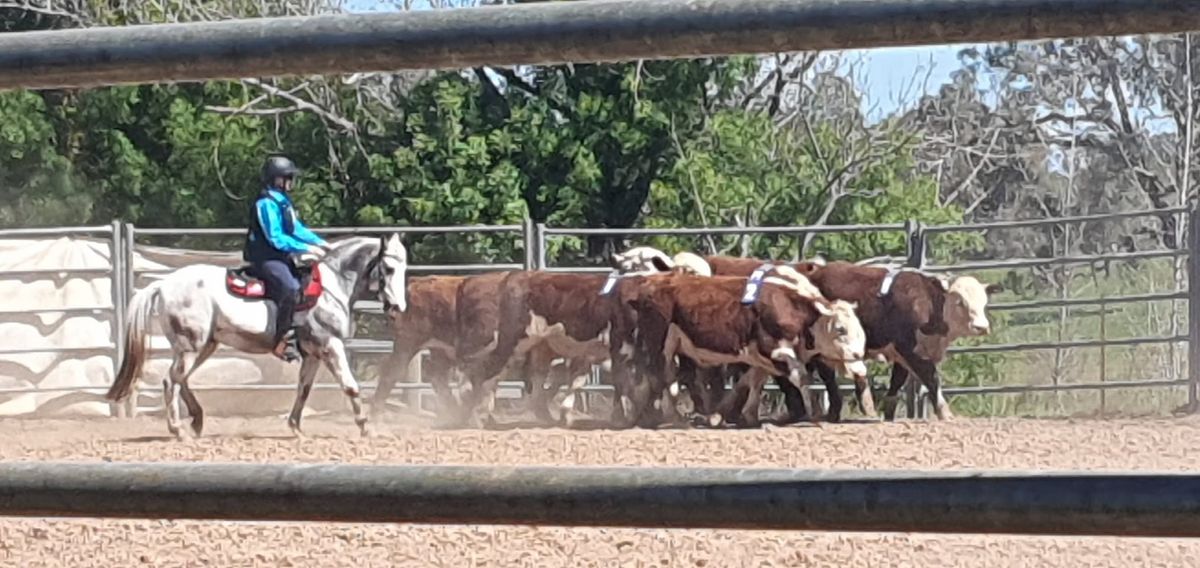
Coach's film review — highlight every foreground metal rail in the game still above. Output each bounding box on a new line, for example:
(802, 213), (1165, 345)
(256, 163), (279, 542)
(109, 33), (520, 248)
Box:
(1, 0), (1199, 90)
(0, 462), (1197, 537)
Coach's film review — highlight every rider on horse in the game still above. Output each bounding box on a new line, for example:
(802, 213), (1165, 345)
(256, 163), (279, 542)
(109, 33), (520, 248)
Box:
(243, 154), (330, 362)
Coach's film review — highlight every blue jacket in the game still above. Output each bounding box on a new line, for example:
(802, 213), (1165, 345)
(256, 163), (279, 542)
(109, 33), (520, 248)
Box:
(243, 187), (328, 262)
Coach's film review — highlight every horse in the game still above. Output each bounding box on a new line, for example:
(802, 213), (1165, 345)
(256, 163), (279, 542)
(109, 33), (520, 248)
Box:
(104, 234), (409, 439)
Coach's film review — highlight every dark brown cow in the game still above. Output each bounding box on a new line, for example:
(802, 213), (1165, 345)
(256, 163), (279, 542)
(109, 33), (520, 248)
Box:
(630, 270), (868, 428)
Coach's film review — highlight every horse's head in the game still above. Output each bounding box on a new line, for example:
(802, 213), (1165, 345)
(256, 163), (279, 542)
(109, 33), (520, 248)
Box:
(324, 234), (408, 313)
(374, 233), (409, 314)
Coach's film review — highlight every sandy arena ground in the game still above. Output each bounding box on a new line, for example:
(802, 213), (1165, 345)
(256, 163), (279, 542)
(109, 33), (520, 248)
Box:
(2, 413), (1199, 567)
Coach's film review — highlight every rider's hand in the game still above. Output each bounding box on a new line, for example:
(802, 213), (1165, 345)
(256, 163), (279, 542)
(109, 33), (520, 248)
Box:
(306, 244), (326, 258)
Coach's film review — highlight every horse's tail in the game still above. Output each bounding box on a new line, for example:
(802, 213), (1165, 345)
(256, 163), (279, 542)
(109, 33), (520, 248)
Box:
(106, 280), (164, 403)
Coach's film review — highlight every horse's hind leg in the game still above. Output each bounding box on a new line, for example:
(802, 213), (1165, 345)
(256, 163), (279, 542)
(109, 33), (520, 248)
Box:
(321, 337), (371, 437)
(288, 355), (321, 436)
(163, 351), (193, 440)
(177, 341), (218, 437)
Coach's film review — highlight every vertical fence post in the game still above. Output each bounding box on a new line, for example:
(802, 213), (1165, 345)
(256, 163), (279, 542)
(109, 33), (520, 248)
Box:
(1187, 201), (1200, 412)
(904, 219), (927, 419)
(522, 217), (536, 270)
(535, 223), (548, 270)
(108, 220), (126, 418)
(123, 223), (138, 418)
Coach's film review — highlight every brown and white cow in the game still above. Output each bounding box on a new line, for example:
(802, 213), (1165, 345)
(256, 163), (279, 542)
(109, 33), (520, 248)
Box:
(370, 275), (465, 421)
(629, 269), (868, 428)
(707, 255), (998, 422)
(454, 270), (656, 428)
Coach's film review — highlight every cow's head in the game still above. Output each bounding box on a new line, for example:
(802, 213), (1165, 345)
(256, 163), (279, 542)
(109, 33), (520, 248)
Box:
(671, 251), (712, 277)
(944, 275), (1001, 338)
(810, 299), (869, 380)
(611, 246), (675, 275)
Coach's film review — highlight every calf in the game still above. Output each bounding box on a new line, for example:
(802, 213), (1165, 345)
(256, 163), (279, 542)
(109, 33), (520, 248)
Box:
(631, 269), (867, 428)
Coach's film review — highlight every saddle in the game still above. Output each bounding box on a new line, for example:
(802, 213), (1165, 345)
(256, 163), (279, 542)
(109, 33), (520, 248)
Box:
(225, 264), (324, 311)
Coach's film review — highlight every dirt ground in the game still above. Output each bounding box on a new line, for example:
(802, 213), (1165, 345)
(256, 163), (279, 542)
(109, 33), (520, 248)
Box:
(2, 413), (1199, 567)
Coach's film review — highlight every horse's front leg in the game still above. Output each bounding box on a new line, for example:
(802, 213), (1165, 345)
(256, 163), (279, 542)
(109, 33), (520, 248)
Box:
(322, 336), (371, 437)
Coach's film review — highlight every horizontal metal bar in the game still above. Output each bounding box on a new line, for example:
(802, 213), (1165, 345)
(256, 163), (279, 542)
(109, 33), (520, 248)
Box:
(949, 335), (1187, 355)
(133, 263), (522, 276)
(8, 376), (1177, 400)
(5, 0), (1198, 91)
(132, 225), (521, 236)
(0, 345), (115, 356)
(989, 291), (1189, 312)
(0, 226), (114, 237)
(408, 263), (522, 274)
(541, 266), (614, 274)
(1, 461), (1198, 537)
(924, 207), (1190, 234)
(942, 379), (1187, 396)
(543, 223), (906, 237)
(0, 268), (115, 277)
(926, 249), (1187, 272)
(0, 305), (114, 316)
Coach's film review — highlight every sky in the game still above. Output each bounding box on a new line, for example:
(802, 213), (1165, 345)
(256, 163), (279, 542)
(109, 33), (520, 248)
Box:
(342, 0), (975, 120)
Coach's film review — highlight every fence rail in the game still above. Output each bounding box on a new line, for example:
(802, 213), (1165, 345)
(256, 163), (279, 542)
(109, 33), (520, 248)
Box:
(0, 461), (1197, 537)
(0, 205), (1194, 418)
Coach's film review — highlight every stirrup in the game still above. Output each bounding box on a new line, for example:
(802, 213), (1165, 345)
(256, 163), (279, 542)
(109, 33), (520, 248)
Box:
(273, 336), (302, 363)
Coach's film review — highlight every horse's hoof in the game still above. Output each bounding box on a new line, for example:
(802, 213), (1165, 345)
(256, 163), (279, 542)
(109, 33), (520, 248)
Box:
(190, 418), (204, 438)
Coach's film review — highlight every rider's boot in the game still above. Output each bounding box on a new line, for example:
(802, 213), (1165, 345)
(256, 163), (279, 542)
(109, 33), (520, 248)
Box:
(272, 329), (302, 362)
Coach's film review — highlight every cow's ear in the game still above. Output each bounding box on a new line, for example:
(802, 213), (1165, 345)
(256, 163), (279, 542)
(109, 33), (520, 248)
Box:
(937, 276), (950, 291)
(847, 301), (859, 311)
(985, 283), (1003, 295)
(813, 301), (833, 316)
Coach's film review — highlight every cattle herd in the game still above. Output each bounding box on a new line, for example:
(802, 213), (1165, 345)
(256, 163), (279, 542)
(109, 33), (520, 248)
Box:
(371, 246), (1001, 429)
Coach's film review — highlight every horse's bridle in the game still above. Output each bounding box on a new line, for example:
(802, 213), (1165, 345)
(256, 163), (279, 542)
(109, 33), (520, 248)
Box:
(371, 236), (393, 312)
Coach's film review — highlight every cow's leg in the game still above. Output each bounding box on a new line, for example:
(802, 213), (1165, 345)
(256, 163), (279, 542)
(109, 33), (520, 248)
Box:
(909, 357), (953, 420)
(369, 345), (412, 421)
(772, 373), (809, 425)
(712, 366), (751, 427)
(558, 360), (593, 428)
(425, 352), (461, 422)
(676, 358), (705, 418)
(522, 347), (558, 425)
(813, 362), (843, 423)
(737, 368), (770, 428)
(882, 364), (909, 421)
(855, 372), (878, 419)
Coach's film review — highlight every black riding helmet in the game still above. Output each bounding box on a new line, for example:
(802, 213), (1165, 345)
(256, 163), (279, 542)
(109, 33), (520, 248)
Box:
(261, 155), (300, 184)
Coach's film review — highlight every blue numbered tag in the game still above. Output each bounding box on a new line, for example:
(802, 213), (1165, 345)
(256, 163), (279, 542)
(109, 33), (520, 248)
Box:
(600, 270), (621, 296)
(741, 263), (774, 304)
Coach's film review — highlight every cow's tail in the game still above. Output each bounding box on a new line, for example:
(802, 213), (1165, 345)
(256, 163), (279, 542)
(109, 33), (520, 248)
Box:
(106, 280), (164, 402)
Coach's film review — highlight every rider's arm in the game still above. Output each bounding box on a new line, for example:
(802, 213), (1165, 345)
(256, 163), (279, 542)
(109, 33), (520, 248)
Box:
(291, 216), (329, 248)
(256, 198), (312, 254)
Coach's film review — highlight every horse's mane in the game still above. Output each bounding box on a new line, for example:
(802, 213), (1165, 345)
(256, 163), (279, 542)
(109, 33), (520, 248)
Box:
(325, 236), (381, 275)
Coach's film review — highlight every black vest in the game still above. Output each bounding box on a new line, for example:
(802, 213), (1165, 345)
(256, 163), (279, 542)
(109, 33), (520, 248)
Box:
(243, 188), (296, 263)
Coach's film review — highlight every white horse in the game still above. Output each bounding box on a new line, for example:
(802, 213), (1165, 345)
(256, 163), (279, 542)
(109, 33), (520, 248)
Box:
(105, 234), (409, 439)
